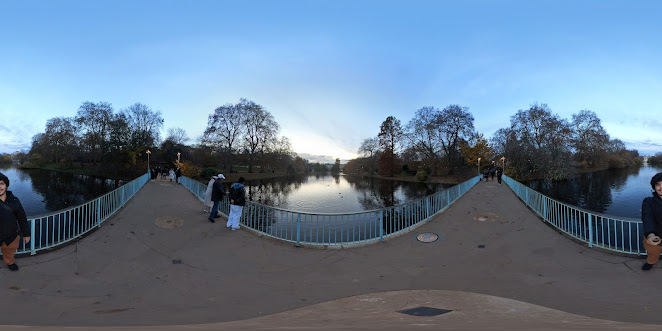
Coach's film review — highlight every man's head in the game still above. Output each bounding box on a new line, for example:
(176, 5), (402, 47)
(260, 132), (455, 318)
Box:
(0, 172), (8, 196)
(651, 172), (662, 196)
(217, 174), (225, 181)
(238, 177), (245, 184)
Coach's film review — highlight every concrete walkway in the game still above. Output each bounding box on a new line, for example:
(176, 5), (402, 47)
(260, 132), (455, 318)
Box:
(1, 178), (661, 330)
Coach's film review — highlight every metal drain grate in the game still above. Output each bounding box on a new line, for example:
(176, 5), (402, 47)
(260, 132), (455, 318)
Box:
(398, 306), (452, 317)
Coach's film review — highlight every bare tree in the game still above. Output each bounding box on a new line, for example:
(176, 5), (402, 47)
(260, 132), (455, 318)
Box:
(166, 127), (189, 145)
(358, 137), (379, 157)
(121, 102), (164, 149)
(76, 101), (114, 164)
(241, 99), (279, 173)
(436, 105), (475, 175)
(44, 117), (79, 164)
(571, 110), (610, 168)
(202, 101), (246, 171)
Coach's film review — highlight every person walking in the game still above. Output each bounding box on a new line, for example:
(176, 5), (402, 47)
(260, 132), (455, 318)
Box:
(169, 168), (175, 182)
(227, 177), (246, 231)
(175, 167), (182, 184)
(641, 172), (662, 271)
(0, 172), (31, 271)
(203, 175), (218, 213)
(496, 167), (503, 185)
(208, 174), (226, 223)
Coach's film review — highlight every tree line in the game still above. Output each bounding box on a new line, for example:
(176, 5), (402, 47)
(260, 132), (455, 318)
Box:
(15, 99), (334, 179)
(344, 102), (641, 181)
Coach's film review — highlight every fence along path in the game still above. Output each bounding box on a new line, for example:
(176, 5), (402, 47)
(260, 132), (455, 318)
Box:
(11, 172), (150, 256)
(2, 174), (662, 328)
(179, 175), (481, 246)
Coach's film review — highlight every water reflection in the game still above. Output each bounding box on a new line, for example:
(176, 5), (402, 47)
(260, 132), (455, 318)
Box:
(1, 166), (125, 217)
(525, 165), (660, 218)
(242, 174), (450, 213)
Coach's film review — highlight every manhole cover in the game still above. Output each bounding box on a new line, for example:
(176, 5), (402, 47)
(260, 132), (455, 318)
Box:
(416, 232), (439, 243)
(475, 212), (498, 222)
(399, 306), (452, 316)
(155, 216), (184, 229)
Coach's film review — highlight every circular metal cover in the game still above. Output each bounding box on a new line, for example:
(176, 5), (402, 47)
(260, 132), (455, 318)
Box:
(475, 212), (498, 222)
(155, 216), (184, 229)
(417, 232), (439, 243)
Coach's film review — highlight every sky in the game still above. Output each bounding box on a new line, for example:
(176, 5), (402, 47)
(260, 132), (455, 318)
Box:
(1, 0), (661, 162)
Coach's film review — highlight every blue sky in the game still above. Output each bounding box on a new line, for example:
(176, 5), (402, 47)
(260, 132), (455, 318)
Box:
(1, 0), (661, 161)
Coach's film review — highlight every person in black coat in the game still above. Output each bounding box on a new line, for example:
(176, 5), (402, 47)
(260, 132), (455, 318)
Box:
(227, 177), (247, 231)
(208, 174), (226, 223)
(175, 167), (182, 184)
(642, 172), (662, 271)
(0, 172), (31, 271)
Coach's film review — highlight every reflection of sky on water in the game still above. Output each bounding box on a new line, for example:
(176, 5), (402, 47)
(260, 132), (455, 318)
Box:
(1, 166), (124, 217)
(246, 174), (449, 214)
(525, 165), (662, 219)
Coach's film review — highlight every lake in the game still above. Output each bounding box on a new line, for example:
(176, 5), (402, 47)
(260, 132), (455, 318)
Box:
(524, 164), (662, 219)
(0, 166), (126, 217)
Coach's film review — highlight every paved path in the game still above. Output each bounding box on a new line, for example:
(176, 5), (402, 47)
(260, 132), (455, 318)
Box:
(1, 178), (661, 330)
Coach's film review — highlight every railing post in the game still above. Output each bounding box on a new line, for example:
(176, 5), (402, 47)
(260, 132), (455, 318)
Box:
(588, 214), (594, 247)
(295, 214), (301, 247)
(30, 219), (36, 255)
(96, 197), (102, 227)
(426, 198), (430, 220)
(379, 210), (384, 241)
(121, 186), (125, 205)
(543, 196), (547, 222)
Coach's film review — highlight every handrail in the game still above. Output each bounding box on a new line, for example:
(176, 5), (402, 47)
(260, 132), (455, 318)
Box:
(180, 174), (482, 246)
(502, 175), (645, 255)
(11, 172), (150, 255)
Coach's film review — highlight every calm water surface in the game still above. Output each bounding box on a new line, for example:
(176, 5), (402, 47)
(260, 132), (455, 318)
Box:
(243, 174), (452, 213)
(524, 164), (662, 219)
(1, 166), (126, 217)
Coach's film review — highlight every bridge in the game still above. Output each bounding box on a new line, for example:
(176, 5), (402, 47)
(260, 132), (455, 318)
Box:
(1, 175), (661, 330)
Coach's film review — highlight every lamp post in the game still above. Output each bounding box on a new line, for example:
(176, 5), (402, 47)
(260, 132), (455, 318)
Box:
(477, 157), (481, 175)
(177, 152), (181, 164)
(501, 157), (505, 170)
(146, 150), (151, 173)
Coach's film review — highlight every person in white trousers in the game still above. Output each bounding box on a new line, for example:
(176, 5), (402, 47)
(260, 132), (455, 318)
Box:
(227, 177), (246, 231)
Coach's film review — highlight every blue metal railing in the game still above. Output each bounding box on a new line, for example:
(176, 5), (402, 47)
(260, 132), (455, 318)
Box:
(10, 172), (150, 255)
(503, 175), (645, 255)
(180, 175), (481, 246)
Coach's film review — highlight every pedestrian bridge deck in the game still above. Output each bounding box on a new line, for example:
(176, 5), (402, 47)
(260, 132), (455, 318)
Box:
(1, 179), (661, 330)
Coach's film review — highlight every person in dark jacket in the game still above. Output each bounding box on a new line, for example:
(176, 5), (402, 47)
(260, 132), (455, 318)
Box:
(207, 174), (226, 223)
(641, 172), (662, 271)
(0, 172), (30, 271)
(175, 167), (182, 184)
(496, 167), (503, 185)
(227, 177), (246, 231)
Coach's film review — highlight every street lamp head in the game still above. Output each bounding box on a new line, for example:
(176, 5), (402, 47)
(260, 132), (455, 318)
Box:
(146, 150), (151, 154)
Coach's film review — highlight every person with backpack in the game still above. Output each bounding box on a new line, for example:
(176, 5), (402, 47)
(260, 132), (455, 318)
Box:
(227, 177), (246, 231)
